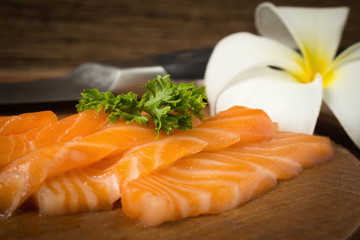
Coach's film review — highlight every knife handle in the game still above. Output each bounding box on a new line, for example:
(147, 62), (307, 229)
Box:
(150, 47), (213, 80)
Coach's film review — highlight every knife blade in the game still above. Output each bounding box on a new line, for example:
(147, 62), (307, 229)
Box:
(0, 47), (213, 105)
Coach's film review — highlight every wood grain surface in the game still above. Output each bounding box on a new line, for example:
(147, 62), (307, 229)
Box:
(0, 144), (359, 240)
(1, 0), (360, 82)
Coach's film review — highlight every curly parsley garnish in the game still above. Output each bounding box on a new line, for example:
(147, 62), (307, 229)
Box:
(76, 75), (207, 136)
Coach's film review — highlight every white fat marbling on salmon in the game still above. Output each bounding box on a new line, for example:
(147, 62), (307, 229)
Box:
(126, 155), (141, 182)
(221, 150), (303, 179)
(61, 176), (79, 213)
(57, 114), (82, 142)
(5, 136), (16, 165)
(37, 180), (66, 215)
(103, 173), (121, 206)
(0, 173), (25, 217)
(149, 177), (190, 217)
(1, 135), (30, 167)
(0, 119), (12, 133)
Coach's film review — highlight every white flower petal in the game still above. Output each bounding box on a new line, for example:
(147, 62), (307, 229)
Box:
(216, 67), (323, 134)
(205, 32), (304, 114)
(323, 61), (360, 148)
(330, 42), (360, 70)
(256, 2), (349, 72)
(255, 2), (297, 49)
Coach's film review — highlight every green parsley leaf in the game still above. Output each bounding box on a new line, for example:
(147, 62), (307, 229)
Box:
(76, 75), (207, 137)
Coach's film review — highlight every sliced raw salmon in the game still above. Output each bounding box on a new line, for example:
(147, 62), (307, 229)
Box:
(34, 106), (276, 215)
(122, 132), (335, 226)
(227, 132), (335, 169)
(0, 110), (109, 167)
(221, 132), (334, 180)
(0, 120), (161, 216)
(0, 111), (57, 136)
(122, 152), (277, 226)
(34, 136), (208, 215)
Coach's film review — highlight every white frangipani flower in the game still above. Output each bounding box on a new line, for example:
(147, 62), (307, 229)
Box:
(205, 2), (360, 148)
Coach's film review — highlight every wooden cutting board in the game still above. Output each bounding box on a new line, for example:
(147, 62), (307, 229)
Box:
(0, 143), (359, 240)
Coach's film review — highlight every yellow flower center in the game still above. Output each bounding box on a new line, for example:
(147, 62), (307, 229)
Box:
(294, 48), (334, 88)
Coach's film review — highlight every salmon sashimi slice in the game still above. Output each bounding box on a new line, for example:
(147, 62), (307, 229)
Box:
(0, 111), (57, 136)
(34, 136), (208, 215)
(221, 132), (335, 180)
(0, 120), (161, 217)
(122, 152), (277, 226)
(227, 132), (335, 169)
(33, 106), (276, 215)
(121, 132), (335, 226)
(0, 110), (109, 167)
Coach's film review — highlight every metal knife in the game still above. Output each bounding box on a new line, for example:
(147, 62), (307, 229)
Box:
(0, 47), (213, 105)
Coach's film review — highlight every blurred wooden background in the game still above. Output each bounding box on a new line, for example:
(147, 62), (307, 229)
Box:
(1, 0), (360, 82)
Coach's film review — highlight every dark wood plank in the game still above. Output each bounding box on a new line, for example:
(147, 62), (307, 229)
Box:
(0, 144), (359, 240)
(1, 0), (359, 77)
